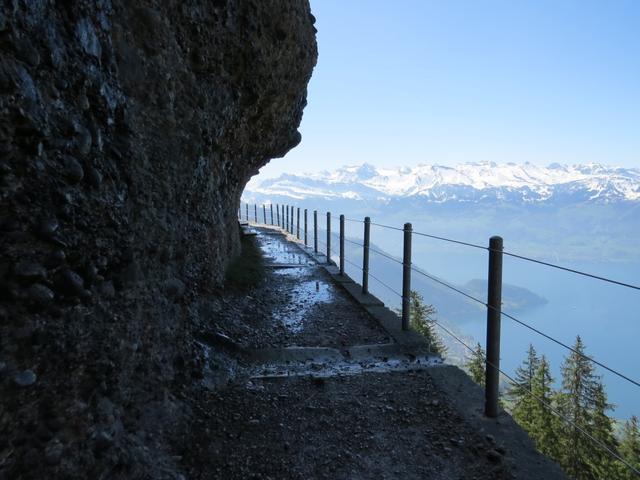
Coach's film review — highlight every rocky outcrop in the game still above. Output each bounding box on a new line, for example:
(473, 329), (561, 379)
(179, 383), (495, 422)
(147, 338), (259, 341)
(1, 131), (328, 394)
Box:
(0, 1), (316, 477)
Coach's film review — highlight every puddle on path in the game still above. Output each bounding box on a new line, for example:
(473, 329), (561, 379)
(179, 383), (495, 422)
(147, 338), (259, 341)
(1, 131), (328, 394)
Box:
(272, 279), (333, 333)
(257, 233), (313, 265)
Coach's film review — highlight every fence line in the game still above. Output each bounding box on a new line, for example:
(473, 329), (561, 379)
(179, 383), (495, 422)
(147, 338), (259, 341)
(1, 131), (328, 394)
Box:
(433, 320), (640, 478)
(240, 202), (639, 475)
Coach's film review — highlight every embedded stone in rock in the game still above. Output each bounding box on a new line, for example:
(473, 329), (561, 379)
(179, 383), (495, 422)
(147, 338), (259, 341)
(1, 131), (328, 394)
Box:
(163, 278), (186, 299)
(36, 217), (59, 239)
(85, 167), (103, 188)
(44, 249), (66, 268)
(15, 37), (41, 67)
(59, 155), (84, 183)
(53, 269), (85, 297)
(75, 127), (92, 155)
(44, 438), (64, 466)
(486, 449), (503, 463)
(14, 261), (47, 284)
(93, 431), (114, 453)
(27, 283), (55, 306)
(13, 369), (37, 387)
(76, 18), (101, 58)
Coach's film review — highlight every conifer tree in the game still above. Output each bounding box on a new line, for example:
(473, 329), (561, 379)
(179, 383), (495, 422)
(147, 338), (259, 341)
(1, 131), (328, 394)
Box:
(528, 355), (561, 460)
(586, 382), (618, 479)
(556, 336), (601, 479)
(466, 342), (485, 387)
(408, 290), (447, 357)
(618, 415), (640, 479)
(507, 344), (541, 432)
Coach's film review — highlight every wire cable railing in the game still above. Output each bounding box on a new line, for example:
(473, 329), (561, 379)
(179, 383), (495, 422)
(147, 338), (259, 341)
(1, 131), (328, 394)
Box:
(413, 230), (487, 250)
(241, 202), (639, 477)
(500, 249), (640, 291)
(369, 246), (403, 265)
(433, 320), (640, 478)
(370, 221), (404, 232)
(344, 238), (364, 248)
(409, 264), (640, 390)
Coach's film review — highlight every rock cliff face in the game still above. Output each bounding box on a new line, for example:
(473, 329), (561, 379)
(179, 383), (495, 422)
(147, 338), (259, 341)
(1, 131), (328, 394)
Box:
(0, 1), (316, 477)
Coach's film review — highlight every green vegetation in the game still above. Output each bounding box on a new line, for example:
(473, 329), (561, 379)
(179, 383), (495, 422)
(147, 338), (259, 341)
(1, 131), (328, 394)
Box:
(465, 343), (486, 387)
(505, 337), (639, 479)
(618, 416), (640, 479)
(407, 290), (446, 357)
(224, 234), (265, 290)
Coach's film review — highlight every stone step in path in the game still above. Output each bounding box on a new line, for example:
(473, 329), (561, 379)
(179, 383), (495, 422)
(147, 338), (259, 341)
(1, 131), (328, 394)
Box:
(183, 224), (566, 479)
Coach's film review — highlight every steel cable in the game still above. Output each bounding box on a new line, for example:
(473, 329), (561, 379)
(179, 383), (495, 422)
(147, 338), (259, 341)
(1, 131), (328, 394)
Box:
(499, 249), (640, 291)
(369, 246), (404, 265)
(370, 221), (404, 232)
(411, 266), (640, 390)
(433, 321), (640, 477)
(344, 238), (364, 248)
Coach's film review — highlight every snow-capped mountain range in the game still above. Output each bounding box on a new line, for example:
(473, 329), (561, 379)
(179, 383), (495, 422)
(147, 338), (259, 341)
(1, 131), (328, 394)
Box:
(245, 162), (640, 204)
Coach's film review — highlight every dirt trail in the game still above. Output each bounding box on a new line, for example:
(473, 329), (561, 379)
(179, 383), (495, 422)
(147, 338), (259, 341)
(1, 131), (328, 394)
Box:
(179, 226), (565, 479)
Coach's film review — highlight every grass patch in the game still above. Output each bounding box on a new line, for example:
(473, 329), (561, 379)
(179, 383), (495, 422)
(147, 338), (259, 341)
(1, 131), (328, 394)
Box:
(225, 234), (265, 290)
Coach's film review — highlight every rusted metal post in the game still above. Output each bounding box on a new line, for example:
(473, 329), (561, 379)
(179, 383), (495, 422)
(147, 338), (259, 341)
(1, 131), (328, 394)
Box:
(362, 217), (370, 294)
(270, 204), (274, 225)
(304, 209), (308, 246)
(296, 208), (300, 239)
(326, 212), (331, 265)
(339, 214), (345, 275)
(402, 223), (412, 331)
(313, 210), (318, 253)
(485, 236), (504, 418)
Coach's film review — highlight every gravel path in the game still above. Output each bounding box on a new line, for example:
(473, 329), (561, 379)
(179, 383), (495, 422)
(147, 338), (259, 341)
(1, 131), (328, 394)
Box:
(179, 370), (509, 480)
(180, 226), (564, 479)
(200, 228), (390, 349)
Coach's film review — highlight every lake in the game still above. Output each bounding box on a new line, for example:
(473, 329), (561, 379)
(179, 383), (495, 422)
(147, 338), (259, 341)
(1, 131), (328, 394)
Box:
(334, 223), (640, 420)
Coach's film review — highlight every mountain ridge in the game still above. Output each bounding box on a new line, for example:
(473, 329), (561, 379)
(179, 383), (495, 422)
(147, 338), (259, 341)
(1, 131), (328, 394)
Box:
(246, 162), (640, 204)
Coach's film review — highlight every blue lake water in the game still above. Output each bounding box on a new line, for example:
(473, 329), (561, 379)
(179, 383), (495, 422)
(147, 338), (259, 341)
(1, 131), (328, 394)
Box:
(344, 228), (640, 421)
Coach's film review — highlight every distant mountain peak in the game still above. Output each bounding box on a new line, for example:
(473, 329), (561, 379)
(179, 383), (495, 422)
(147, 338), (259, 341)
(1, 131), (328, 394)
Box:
(246, 162), (640, 205)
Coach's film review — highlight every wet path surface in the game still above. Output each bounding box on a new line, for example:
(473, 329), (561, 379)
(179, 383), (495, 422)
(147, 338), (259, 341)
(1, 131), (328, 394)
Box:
(208, 227), (391, 349)
(182, 225), (565, 480)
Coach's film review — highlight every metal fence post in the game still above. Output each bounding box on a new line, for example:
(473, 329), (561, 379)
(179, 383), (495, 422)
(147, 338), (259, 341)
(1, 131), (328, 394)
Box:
(339, 215), (345, 275)
(276, 204), (280, 226)
(402, 223), (412, 331)
(285, 205), (289, 232)
(263, 205), (266, 224)
(282, 205), (285, 230)
(245, 203), (248, 222)
(485, 236), (504, 418)
(326, 212), (331, 265)
(291, 206), (295, 234)
(362, 217), (371, 294)
(313, 210), (318, 253)
(297, 208), (300, 239)
(270, 204), (274, 225)
(254, 204), (257, 223)
(304, 209), (308, 246)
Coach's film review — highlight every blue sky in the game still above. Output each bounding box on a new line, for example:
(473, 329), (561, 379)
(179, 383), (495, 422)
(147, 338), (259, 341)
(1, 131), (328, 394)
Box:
(259, 0), (640, 179)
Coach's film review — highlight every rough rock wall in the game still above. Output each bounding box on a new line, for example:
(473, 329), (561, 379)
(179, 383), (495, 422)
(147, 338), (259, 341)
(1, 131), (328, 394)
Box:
(0, 1), (316, 477)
